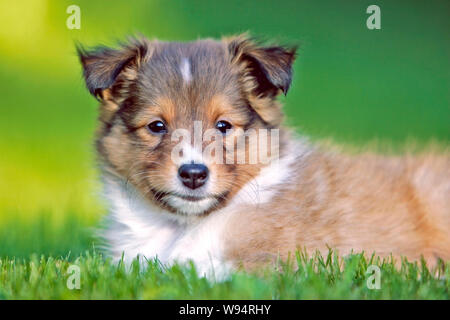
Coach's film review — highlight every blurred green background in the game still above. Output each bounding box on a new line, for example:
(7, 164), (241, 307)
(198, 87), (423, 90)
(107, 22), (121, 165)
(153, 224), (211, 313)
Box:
(0, 0), (448, 258)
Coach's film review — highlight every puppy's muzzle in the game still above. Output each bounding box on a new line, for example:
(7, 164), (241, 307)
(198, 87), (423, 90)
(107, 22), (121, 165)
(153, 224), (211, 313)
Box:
(178, 163), (209, 189)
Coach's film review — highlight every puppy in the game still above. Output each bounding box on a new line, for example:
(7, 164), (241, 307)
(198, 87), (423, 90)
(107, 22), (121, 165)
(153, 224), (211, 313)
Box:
(78, 34), (449, 279)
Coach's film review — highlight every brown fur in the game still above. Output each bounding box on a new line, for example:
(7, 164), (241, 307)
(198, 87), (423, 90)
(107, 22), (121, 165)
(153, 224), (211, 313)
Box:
(79, 36), (282, 215)
(78, 34), (450, 271)
(224, 148), (450, 269)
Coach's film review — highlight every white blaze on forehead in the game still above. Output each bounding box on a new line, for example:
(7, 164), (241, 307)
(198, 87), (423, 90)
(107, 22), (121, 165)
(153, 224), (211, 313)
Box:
(180, 57), (192, 83)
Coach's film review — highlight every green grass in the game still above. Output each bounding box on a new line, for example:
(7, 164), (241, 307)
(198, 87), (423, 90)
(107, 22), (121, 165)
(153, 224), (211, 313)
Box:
(0, 216), (448, 300)
(0, 217), (448, 299)
(1, 250), (448, 300)
(0, 1), (449, 300)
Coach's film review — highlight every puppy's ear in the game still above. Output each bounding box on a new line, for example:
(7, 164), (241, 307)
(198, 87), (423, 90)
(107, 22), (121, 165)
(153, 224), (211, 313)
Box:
(76, 38), (149, 99)
(227, 34), (297, 97)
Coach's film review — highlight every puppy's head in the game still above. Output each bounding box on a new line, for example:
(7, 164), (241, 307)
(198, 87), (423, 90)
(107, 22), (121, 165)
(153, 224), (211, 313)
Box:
(78, 35), (296, 217)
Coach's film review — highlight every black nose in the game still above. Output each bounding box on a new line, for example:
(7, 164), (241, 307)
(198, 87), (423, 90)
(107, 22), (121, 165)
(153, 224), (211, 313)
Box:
(178, 164), (209, 189)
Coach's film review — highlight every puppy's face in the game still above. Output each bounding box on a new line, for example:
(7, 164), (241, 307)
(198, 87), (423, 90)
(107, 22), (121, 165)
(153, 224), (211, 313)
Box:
(78, 35), (296, 216)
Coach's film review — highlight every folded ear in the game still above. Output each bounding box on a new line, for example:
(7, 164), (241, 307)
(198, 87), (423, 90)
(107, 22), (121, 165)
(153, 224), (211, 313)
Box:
(227, 34), (297, 97)
(76, 38), (149, 99)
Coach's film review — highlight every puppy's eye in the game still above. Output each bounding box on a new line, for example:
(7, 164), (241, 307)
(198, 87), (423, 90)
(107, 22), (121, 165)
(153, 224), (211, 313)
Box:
(215, 120), (232, 134)
(147, 120), (167, 134)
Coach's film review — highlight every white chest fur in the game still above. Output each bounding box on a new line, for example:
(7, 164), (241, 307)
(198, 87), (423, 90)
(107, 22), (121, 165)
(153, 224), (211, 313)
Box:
(101, 177), (233, 280)
(100, 140), (303, 280)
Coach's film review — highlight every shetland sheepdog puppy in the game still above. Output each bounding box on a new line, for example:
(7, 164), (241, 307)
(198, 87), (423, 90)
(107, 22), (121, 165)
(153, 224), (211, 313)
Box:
(77, 34), (449, 280)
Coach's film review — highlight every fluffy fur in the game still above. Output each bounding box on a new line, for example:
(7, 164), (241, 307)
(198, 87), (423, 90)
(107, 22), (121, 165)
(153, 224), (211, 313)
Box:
(77, 34), (450, 279)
